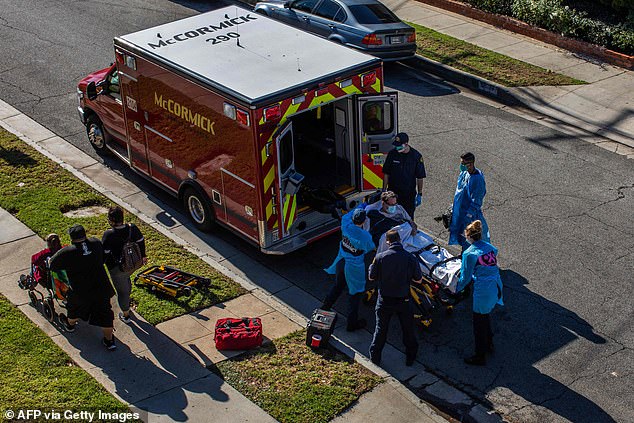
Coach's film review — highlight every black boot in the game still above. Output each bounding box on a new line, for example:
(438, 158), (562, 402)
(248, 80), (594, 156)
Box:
(464, 354), (486, 366)
(346, 318), (367, 332)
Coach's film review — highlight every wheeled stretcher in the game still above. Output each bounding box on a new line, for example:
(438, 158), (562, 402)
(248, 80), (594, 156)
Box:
(134, 265), (210, 297)
(368, 223), (466, 327)
(376, 223), (461, 293)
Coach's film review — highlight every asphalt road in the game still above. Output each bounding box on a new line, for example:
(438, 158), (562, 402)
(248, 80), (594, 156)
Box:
(1, 1), (632, 422)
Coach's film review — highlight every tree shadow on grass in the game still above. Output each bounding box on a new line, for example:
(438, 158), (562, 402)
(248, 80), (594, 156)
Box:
(0, 145), (38, 168)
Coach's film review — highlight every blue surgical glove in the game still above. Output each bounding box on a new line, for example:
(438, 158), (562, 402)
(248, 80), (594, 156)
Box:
(415, 193), (422, 207)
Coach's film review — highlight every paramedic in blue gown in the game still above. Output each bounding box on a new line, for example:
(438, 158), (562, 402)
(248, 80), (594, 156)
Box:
(368, 229), (422, 367)
(382, 132), (426, 219)
(449, 152), (490, 252)
(322, 208), (376, 331)
(456, 220), (503, 366)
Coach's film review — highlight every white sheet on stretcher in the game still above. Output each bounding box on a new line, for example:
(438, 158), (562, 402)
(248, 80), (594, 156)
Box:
(376, 223), (461, 293)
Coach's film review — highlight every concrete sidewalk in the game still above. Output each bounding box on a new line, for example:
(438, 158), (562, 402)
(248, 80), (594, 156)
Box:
(0, 101), (449, 422)
(383, 0), (634, 156)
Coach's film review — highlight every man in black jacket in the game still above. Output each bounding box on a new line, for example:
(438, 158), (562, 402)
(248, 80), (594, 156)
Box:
(368, 229), (422, 366)
(49, 225), (117, 350)
(382, 132), (426, 219)
(102, 206), (147, 323)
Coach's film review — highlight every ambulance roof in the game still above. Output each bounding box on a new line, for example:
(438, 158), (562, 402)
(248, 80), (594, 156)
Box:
(115, 6), (380, 106)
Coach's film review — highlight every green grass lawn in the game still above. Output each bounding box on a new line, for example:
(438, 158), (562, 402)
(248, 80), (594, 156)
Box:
(0, 295), (132, 418)
(216, 331), (382, 423)
(409, 22), (586, 87)
(0, 128), (245, 325)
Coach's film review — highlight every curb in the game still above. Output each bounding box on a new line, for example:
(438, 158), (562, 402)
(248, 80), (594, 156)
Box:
(0, 102), (458, 423)
(403, 54), (634, 151)
(414, 0), (634, 70)
(402, 56), (521, 106)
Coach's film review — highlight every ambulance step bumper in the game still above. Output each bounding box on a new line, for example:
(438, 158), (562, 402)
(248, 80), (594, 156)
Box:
(260, 219), (340, 255)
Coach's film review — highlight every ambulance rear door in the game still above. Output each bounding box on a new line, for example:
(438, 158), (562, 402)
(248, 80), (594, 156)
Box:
(355, 92), (398, 191)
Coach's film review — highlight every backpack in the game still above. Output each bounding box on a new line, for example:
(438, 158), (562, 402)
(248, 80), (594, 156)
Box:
(119, 224), (143, 273)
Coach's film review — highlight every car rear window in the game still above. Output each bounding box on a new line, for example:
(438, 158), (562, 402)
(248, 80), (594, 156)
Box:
(349, 4), (400, 24)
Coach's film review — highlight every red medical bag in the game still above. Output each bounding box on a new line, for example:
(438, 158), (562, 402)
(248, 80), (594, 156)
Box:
(214, 317), (263, 350)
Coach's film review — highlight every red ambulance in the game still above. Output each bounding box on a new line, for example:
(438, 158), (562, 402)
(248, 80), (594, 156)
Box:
(77, 6), (399, 254)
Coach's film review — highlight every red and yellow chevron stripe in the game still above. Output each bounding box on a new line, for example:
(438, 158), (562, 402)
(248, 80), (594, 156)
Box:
(362, 153), (385, 191)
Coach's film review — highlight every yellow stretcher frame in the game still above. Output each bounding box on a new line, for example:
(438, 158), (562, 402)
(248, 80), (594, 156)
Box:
(134, 265), (210, 297)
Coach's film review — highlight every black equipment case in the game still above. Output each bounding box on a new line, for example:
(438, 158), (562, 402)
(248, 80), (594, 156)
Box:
(306, 309), (337, 348)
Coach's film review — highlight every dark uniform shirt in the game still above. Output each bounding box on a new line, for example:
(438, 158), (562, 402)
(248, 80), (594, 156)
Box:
(383, 147), (427, 195)
(49, 238), (114, 300)
(368, 242), (422, 298)
(102, 223), (146, 270)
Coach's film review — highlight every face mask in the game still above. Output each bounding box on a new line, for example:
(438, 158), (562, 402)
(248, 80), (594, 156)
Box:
(460, 163), (468, 172)
(395, 146), (404, 152)
(387, 205), (397, 214)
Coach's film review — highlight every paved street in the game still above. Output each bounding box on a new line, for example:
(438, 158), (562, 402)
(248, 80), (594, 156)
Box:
(0, 0), (632, 422)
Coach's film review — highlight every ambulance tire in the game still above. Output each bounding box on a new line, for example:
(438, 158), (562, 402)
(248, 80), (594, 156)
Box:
(183, 187), (215, 232)
(86, 116), (108, 153)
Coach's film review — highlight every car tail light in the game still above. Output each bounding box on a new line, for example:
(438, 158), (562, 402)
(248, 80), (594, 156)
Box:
(361, 33), (382, 46)
(407, 32), (416, 43)
(361, 71), (377, 87)
(264, 104), (281, 122)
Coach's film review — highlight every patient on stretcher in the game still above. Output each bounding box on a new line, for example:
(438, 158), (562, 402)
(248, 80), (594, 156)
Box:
(363, 191), (417, 244)
(376, 223), (462, 293)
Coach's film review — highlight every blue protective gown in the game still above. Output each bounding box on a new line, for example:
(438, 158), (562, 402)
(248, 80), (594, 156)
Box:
(456, 240), (503, 314)
(324, 211), (376, 295)
(449, 169), (490, 246)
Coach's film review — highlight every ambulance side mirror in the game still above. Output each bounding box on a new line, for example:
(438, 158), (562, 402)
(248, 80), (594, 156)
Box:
(86, 82), (99, 101)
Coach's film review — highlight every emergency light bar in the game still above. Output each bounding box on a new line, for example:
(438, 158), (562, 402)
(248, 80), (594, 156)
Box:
(263, 104), (281, 122)
(361, 72), (377, 87)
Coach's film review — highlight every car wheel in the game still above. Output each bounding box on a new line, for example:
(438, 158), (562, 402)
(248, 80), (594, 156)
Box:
(86, 115), (108, 153)
(183, 187), (215, 232)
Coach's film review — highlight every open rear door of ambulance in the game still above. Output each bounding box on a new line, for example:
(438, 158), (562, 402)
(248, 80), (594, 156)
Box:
(355, 92), (398, 192)
(272, 122), (303, 239)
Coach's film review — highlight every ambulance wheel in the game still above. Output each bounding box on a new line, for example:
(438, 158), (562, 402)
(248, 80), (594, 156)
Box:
(43, 300), (55, 322)
(183, 188), (215, 231)
(87, 116), (107, 153)
(28, 291), (38, 307)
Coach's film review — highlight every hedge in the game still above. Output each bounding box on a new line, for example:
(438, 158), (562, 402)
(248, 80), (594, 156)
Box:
(462, 0), (634, 54)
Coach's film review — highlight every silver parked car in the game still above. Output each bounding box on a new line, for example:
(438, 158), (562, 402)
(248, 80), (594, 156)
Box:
(254, 0), (416, 61)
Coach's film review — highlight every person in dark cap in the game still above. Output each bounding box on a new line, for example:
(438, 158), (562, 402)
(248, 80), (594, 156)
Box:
(49, 224), (117, 350)
(382, 132), (426, 219)
(323, 208), (376, 331)
(368, 229), (422, 367)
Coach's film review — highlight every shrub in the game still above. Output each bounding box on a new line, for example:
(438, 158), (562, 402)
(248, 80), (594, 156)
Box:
(511, 0), (634, 54)
(465, 0), (513, 15)
(599, 0), (634, 14)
